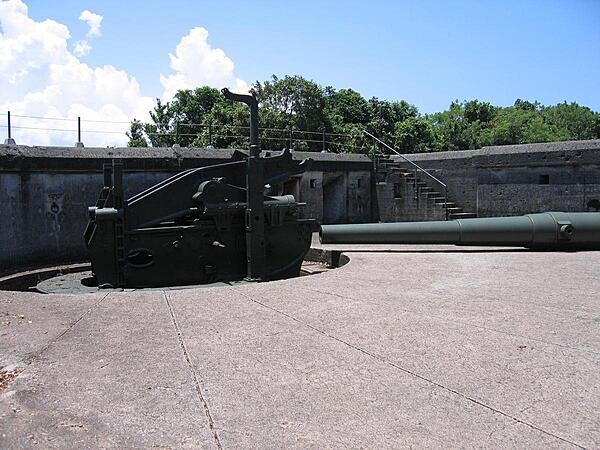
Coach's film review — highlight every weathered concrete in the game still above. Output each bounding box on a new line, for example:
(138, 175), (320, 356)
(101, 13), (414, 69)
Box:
(1, 238), (598, 448)
(384, 139), (600, 219)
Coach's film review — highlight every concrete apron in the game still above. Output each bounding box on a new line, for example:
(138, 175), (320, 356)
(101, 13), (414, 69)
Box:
(1, 241), (599, 448)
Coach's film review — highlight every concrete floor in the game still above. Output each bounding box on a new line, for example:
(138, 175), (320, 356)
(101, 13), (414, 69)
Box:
(1, 238), (599, 448)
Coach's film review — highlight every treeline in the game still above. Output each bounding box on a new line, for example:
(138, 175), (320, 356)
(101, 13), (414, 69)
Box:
(128, 75), (600, 153)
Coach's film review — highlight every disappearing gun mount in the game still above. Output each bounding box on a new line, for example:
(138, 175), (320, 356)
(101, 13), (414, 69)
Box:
(85, 88), (317, 288)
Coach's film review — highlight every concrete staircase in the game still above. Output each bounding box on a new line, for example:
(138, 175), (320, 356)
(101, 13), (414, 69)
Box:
(376, 159), (477, 221)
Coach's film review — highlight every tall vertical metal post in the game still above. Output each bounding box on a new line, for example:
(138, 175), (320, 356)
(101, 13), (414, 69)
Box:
(75, 116), (84, 147)
(221, 88), (265, 281)
(4, 111), (16, 145)
(112, 160), (125, 287)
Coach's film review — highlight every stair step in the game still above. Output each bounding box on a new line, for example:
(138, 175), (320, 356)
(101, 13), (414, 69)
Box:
(449, 212), (478, 219)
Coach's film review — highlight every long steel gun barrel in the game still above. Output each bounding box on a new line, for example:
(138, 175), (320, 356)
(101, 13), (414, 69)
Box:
(320, 212), (600, 250)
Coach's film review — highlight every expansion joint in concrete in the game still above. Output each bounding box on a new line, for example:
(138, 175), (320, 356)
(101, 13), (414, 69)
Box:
(306, 285), (600, 357)
(163, 291), (222, 450)
(238, 291), (586, 449)
(24, 293), (110, 365)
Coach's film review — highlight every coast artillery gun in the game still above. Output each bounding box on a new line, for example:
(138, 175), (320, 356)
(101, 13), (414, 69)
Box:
(320, 212), (600, 250)
(85, 89), (316, 288)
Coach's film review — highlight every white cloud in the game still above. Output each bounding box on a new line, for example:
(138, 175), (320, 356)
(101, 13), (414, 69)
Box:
(73, 40), (91, 57)
(160, 27), (249, 100)
(72, 9), (102, 57)
(79, 10), (102, 38)
(0, 1), (249, 147)
(0, 0), (153, 146)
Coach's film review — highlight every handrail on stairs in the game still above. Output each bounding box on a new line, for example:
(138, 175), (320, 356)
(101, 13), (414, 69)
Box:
(363, 130), (449, 220)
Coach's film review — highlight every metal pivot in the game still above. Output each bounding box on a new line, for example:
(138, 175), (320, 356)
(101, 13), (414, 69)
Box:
(221, 88), (265, 280)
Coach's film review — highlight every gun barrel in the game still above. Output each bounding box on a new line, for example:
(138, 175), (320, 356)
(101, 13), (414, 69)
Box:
(319, 212), (600, 250)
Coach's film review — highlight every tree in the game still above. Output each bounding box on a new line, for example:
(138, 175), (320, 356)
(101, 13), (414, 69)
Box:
(128, 77), (600, 153)
(394, 117), (435, 153)
(483, 107), (564, 146)
(464, 100), (496, 123)
(367, 97), (417, 137)
(542, 102), (600, 140)
(326, 88), (371, 125)
(428, 101), (479, 151)
(513, 99), (539, 111)
(144, 98), (175, 147)
(127, 119), (148, 147)
(195, 98), (249, 148)
(253, 75), (327, 150)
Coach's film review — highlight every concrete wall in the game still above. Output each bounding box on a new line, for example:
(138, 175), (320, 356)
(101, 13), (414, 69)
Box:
(388, 139), (600, 218)
(376, 178), (446, 222)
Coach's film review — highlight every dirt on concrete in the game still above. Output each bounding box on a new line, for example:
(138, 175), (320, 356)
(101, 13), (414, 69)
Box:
(0, 367), (23, 393)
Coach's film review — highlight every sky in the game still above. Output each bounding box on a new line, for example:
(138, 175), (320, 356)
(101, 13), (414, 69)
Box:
(1, 0), (599, 147)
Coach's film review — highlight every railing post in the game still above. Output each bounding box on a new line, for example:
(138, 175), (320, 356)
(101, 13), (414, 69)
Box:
(4, 111), (16, 145)
(322, 130), (326, 152)
(413, 167), (417, 190)
(288, 127), (293, 149)
(208, 122), (212, 146)
(75, 116), (84, 147)
(444, 186), (449, 220)
(175, 121), (179, 145)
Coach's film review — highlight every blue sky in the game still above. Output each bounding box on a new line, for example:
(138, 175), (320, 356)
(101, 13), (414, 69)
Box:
(2, 0), (599, 145)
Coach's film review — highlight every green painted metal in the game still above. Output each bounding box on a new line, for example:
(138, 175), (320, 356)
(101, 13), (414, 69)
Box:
(221, 88), (265, 280)
(84, 88), (317, 289)
(319, 212), (600, 250)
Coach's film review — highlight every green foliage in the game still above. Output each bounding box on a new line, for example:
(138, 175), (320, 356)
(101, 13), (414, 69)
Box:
(327, 88), (371, 125)
(541, 102), (600, 140)
(126, 119), (148, 147)
(254, 75), (328, 151)
(428, 102), (480, 151)
(463, 100), (496, 123)
(129, 75), (600, 154)
(483, 108), (562, 145)
(394, 117), (435, 153)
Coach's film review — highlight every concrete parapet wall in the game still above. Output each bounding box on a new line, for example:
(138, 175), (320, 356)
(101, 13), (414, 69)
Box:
(390, 139), (600, 217)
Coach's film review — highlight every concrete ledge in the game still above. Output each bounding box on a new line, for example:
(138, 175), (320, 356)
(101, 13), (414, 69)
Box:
(0, 145), (373, 172)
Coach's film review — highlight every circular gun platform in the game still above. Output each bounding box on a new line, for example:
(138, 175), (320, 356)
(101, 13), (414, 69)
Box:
(0, 248), (348, 294)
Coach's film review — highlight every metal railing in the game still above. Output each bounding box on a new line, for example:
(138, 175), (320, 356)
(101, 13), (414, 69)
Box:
(149, 122), (368, 153)
(1, 111), (129, 147)
(363, 130), (448, 220)
(1, 111), (369, 152)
